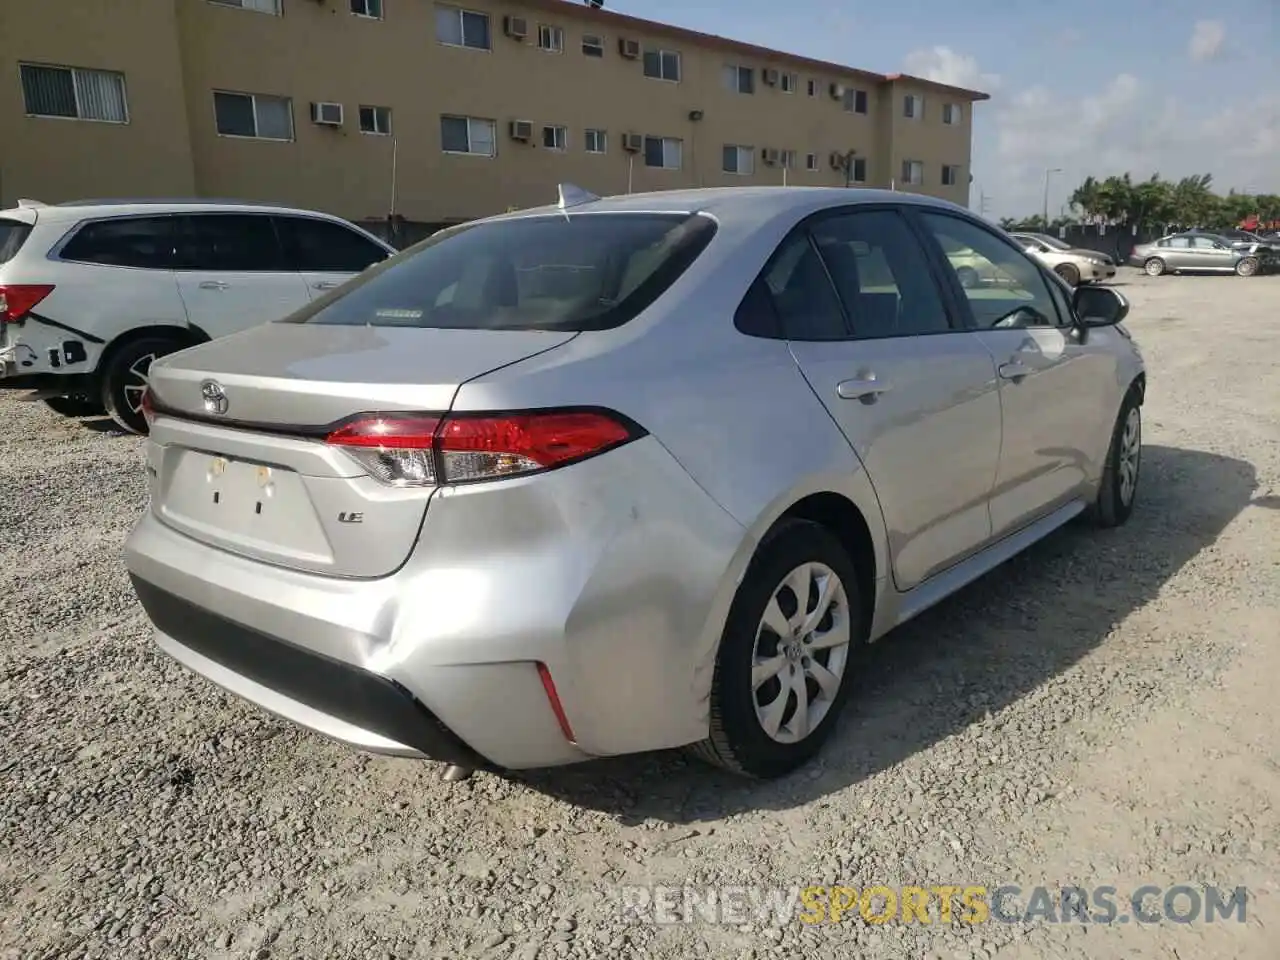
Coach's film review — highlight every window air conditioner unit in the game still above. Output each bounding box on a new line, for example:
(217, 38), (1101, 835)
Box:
(622, 132), (643, 152)
(829, 83), (845, 100)
(762, 69), (779, 86)
(509, 120), (533, 141)
(310, 101), (344, 126)
(503, 16), (528, 39)
(619, 38), (641, 58)
(761, 148), (780, 165)
(829, 151), (846, 171)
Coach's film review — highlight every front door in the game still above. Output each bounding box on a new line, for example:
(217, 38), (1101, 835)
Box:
(1188, 235), (1236, 271)
(273, 215), (392, 301)
(774, 208), (1002, 590)
(172, 213), (311, 338)
(916, 211), (1112, 538)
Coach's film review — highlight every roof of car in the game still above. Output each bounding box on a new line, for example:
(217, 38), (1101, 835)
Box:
(12, 198), (355, 224)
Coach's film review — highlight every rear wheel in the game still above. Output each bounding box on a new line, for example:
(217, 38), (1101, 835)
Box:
(1143, 257), (1166, 277)
(43, 395), (106, 418)
(1055, 263), (1081, 287)
(691, 520), (862, 779)
(100, 336), (184, 435)
(1236, 256), (1259, 277)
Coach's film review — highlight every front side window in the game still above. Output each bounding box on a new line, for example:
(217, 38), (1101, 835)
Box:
(441, 115), (496, 156)
(20, 64), (128, 122)
(811, 210), (953, 338)
(213, 91), (293, 140)
(643, 48), (681, 81)
(435, 5), (491, 49)
(276, 217), (389, 273)
(722, 145), (754, 175)
(919, 212), (1064, 329)
(173, 215), (288, 272)
(59, 217), (175, 269)
(644, 136), (682, 169)
(280, 213), (717, 332)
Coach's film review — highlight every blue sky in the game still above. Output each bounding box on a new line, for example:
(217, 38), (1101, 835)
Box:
(610, 0), (1280, 218)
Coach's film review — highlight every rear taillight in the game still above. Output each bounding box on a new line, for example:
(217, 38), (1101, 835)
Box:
(0, 284), (55, 324)
(325, 409), (640, 487)
(140, 387), (156, 428)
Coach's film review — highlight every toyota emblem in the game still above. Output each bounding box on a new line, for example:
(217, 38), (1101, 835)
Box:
(200, 380), (229, 416)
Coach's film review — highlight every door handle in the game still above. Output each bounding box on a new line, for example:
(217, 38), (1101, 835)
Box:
(998, 360), (1032, 381)
(198, 280), (229, 290)
(836, 375), (891, 402)
(312, 280), (341, 290)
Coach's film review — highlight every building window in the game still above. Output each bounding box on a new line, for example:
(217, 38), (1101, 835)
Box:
(584, 128), (607, 153)
(643, 48), (681, 82)
(582, 33), (604, 57)
(208, 0), (280, 13)
(20, 64), (128, 123)
(542, 124), (568, 151)
(806, 79), (817, 97)
(359, 105), (392, 135)
(435, 5), (491, 50)
(842, 88), (868, 114)
(779, 72), (797, 93)
(780, 149), (796, 169)
(942, 164), (961, 186)
(538, 24), (564, 53)
(441, 115), (496, 156)
(350, 0), (382, 17)
(806, 153), (818, 172)
(852, 157), (867, 182)
(644, 136), (682, 169)
(903, 94), (924, 119)
(722, 144), (754, 175)
(942, 103), (962, 125)
(902, 159), (923, 185)
(723, 64), (754, 94)
(213, 91), (293, 140)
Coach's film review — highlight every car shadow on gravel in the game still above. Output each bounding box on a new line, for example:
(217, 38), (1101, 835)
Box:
(510, 444), (1258, 824)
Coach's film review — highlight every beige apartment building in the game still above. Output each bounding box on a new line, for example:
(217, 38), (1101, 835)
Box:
(0, 0), (988, 227)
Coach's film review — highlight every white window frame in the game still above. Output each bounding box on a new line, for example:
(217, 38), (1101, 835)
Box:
(903, 94), (924, 120)
(350, 0), (383, 18)
(942, 103), (962, 125)
(723, 64), (754, 95)
(213, 90), (294, 141)
(584, 128), (607, 154)
(644, 135), (682, 170)
(902, 159), (924, 185)
(806, 78), (817, 97)
(582, 33), (605, 57)
(542, 124), (568, 151)
(19, 64), (130, 124)
(722, 144), (755, 176)
(805, 153), (818, 172)
(441, 114), (496, 157)
(779, 72), (797, 93)
(851, 157), (867, 183)
(208, 0), (281, 14)
(538, 24), (564, 53)
(359, 104), (392, 135)
(643, 48), (682, 82)
(942, 164), (961, 186)
(435, 4), (491, 51)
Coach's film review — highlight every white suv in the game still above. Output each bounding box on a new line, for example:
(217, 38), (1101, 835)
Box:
(0, 199), (396, 432)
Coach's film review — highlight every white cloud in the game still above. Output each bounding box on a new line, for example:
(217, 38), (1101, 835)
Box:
(1188, 20), (1226, 63)
(902, 45), (1000, 92)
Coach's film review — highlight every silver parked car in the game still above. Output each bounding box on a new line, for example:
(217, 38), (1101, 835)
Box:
(1009, 232), (1117, 286)
(1129, 231), (1272, 277)
(125, 186), (1146, 780)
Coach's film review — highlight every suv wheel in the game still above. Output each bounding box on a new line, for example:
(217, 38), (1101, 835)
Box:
(44, 395), (106, 418)
(1054, 263), (1081, 287)
(691, 520), (862, 779)
(100, 336), (183, 435)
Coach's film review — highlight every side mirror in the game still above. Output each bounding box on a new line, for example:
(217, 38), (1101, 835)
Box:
(1073, 285), (1129, 328)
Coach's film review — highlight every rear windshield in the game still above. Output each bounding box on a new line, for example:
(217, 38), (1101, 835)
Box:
(280, 212), (716, 331)
(0, 219), (32, 264)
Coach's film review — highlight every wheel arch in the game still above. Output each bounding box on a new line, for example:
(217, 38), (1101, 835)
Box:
(96, 323), (206, 377)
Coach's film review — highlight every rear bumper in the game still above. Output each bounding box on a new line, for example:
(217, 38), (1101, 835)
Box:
(124, 435), (750, 769)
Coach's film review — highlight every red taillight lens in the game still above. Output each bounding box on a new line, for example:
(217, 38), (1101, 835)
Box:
(140, 387), (156, 428)
(325, 410), (638, 487)
(0, 284), (55, 324)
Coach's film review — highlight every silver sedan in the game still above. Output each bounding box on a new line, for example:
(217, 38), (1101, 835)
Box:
(1130, 231), (1272, 277)
(125, 185), (1147, 780)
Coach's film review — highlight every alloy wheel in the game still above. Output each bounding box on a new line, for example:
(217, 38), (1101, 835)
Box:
(1118, 406), (1141, 505)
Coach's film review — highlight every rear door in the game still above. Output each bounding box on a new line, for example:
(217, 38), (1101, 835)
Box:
(173, 213), (311, 338)
(274, 215), (393, 300)
(776, 207), (1002, 590)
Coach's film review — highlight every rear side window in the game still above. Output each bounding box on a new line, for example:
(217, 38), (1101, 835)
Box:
(59, 216), (175, 269)
(173, 214), (289, 271)
(0, 220), (32, 264)
(275, 216), (389, 272)
(280, 212), (717, 331)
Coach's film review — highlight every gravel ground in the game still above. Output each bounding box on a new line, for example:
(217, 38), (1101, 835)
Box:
(2, 270), (1278, 960)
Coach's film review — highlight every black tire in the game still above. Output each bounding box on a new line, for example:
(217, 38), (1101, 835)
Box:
(43, 395), (106, 418)
(1143, 257), (1166, 277)
(956, 266), (980, 289)
(1055, 263), (1081, 287)
(100, 336), (183, 435)
(1235, 257), (1259, 278)
(691, 520), (864, 779)
(1089, 389), (1142, 528)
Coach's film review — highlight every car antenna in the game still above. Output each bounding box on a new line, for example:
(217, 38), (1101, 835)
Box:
(557, 182), (599, 221)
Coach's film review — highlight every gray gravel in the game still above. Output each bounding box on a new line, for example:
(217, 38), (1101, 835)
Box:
(2, 271), (1279, 960)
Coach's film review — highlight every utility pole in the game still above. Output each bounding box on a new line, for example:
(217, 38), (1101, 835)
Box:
(1043, 167), (1062, 225)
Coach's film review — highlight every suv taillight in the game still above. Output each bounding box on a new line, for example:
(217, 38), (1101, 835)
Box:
(325, 409), (641, 486)
(140, 386), (156, 428)
(0, 284), (55, 324)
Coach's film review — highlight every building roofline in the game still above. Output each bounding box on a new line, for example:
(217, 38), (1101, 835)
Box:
(522, 0), (990, 101)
